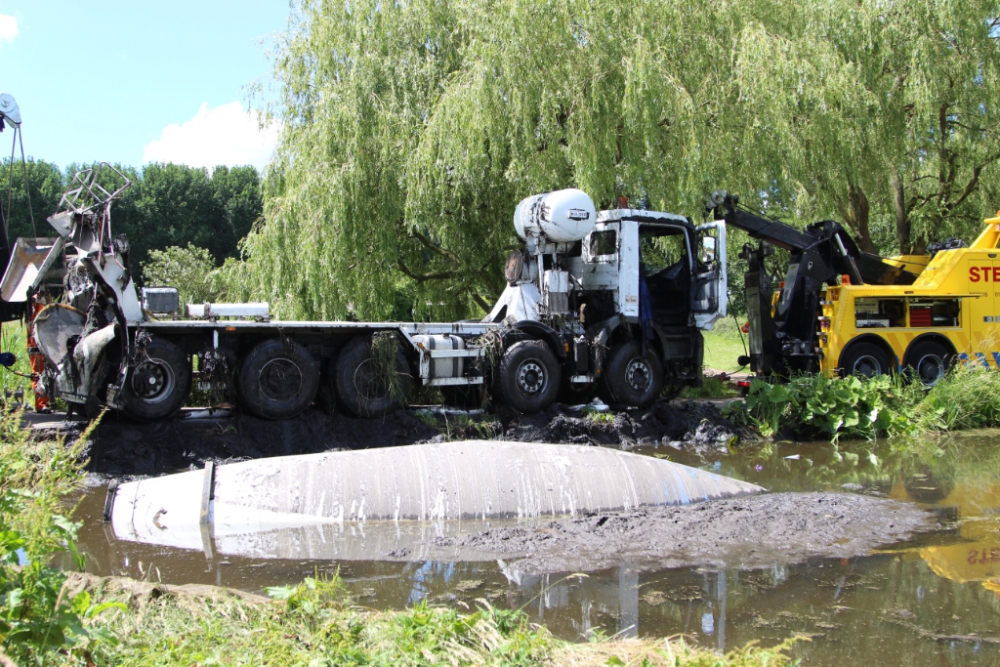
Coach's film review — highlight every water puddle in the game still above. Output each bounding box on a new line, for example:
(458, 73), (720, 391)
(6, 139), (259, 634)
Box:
(70, 430), (1000, 666)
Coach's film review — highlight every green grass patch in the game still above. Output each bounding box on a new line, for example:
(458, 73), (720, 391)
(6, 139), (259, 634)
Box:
(584, 408), (615, 423)
(702, 318), (748, 372)
(682, 375), (740, 399)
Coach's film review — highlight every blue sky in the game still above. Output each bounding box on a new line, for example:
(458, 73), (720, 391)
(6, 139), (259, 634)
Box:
(0, 1), (289, 171)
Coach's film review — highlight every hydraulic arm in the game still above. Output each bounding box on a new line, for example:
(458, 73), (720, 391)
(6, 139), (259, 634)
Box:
(705, 191), (918, 376)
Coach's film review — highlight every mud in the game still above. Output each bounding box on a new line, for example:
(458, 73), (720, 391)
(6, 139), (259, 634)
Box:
(48, 397), (741, 478)
(501, 398), (742, 452)
(429, 492), (938, 575)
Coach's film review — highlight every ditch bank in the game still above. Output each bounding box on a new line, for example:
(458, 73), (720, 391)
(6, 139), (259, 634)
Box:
(34, 397), (743, 478)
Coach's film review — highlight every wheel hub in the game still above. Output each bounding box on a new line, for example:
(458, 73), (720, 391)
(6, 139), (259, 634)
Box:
(259, 358), (303, 401)
(625, 358), (651, 392)
(131, 359), (171, 400)
(916, 353), (944, 385)
(517, 361), (545, 394)
(852, 354), (882, 378)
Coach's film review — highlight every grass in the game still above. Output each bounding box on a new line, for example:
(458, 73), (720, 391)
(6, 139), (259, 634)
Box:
(73, 574), (797, 667)
(702, 317), (748, 373)
(682, 376), (740, 399)
(0, 321), (34, 408)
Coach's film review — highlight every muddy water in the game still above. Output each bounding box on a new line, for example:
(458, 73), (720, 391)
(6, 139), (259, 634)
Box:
(71, 430), (1000, 666)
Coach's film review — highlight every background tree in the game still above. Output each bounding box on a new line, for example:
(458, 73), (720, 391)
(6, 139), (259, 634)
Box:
(0, 158), (64, 244)
(142, 244), (220, 307)
(241, 0), (1000, 320)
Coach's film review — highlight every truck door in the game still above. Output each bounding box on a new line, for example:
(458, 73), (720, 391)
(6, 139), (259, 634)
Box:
(617, 221), (640, 320)
(692, 221), (728, 329)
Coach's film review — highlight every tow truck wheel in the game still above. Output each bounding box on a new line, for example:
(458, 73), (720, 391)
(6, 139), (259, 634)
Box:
(120, 337), (191, 422)
(600, 341), (663, 408)
(239, 338), (320, 420)
(839, 342), (892, 379)
(335, 336), (412, 417)
(497, 340), (560, 413)
(903, 340), (952, 387)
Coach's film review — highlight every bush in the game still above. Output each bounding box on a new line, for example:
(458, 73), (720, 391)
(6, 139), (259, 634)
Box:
(141, 244), (220, 308)
(724, 373), (923, 441)
(0, 410), (118, 665)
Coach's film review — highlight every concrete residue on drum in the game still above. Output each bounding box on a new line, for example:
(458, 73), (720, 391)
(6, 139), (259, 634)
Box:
(109, 440), (764, 556)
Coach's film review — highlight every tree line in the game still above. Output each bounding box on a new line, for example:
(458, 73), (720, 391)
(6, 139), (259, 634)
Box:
(0, 160), (261, 270)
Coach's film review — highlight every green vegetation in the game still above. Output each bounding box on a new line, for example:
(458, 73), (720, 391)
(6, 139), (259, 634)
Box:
(725, 362), (1000, 442)
(682, 376), (740, 400)
(703, 318), (748, 373)
(0, 410), (115, 666)
(235, 0), (1000, 321)
(142, 244), (223, 308)
(584, 408), (616, 424)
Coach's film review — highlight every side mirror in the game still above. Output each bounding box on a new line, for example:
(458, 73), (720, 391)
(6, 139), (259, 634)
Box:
(701, 236), (717, 262)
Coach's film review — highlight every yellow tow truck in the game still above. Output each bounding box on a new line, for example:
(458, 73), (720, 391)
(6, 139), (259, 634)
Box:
(707, 191), (1000, 384)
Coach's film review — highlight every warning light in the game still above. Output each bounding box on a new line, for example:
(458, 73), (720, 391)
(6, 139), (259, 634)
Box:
(841, 274), (851, 285)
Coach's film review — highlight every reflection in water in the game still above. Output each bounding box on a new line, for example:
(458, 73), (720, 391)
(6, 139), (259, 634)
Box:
(69, 430), (1000, 667)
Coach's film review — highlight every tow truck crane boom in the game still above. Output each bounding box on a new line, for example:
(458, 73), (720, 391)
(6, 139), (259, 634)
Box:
(705, 190), (918, 376)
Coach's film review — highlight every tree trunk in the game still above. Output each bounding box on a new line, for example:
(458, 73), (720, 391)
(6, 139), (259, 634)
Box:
(890, 172), (913, 253)
(834, 182), (876, 253)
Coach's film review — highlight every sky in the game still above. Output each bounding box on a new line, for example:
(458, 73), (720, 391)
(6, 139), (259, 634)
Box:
(0, 1), (290, 172)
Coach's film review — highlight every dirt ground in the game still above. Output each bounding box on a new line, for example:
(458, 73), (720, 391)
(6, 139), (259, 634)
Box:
(429, 491), (938, 575)
(33, 397), (742, 478)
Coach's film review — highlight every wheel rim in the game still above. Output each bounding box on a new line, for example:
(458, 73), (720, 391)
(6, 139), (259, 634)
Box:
(259, 358), (303, 401)
(851, 354), (883, 378)
(624, 358), (652, 392)
(352, 359), (392, 400)
(131, 357), (176, 404)
(517, 361), (545, 394)
(916, 353), (945, 386)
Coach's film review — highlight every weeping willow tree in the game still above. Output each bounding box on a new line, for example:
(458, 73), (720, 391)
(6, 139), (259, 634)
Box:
(239, 0), (1000, 320)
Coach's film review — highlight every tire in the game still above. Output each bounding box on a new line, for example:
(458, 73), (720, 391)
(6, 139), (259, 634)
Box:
(120, 337), (191, 422)
(238, 338), (320, 420)
(599, 340), (663, 408)
(838, 341), (893, 378)
(334, 335), (412, 417)
(903, 340), (952, 387)
(497, 340), (560, 413)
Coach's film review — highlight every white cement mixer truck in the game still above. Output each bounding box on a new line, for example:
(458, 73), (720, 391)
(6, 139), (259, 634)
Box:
(0, 167), (727, 421)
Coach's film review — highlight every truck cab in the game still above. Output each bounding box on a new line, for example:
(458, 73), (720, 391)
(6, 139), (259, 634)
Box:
(571, 210), (727, 331)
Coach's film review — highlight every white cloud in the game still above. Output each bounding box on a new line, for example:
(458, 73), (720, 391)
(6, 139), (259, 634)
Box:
(0, 14), (18, 43)
(143, 102), (281, 172)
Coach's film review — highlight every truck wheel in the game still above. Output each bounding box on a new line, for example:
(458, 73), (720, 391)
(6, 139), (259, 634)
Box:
(120, 337), (191, 422)
(600, 341), (663, 408)
(497, 340), (560, 413)
(839, 342), (892, 378)
(238, 338), (320, 420)
(335, 336), (412, 417)
(903, 340), (952, 386)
